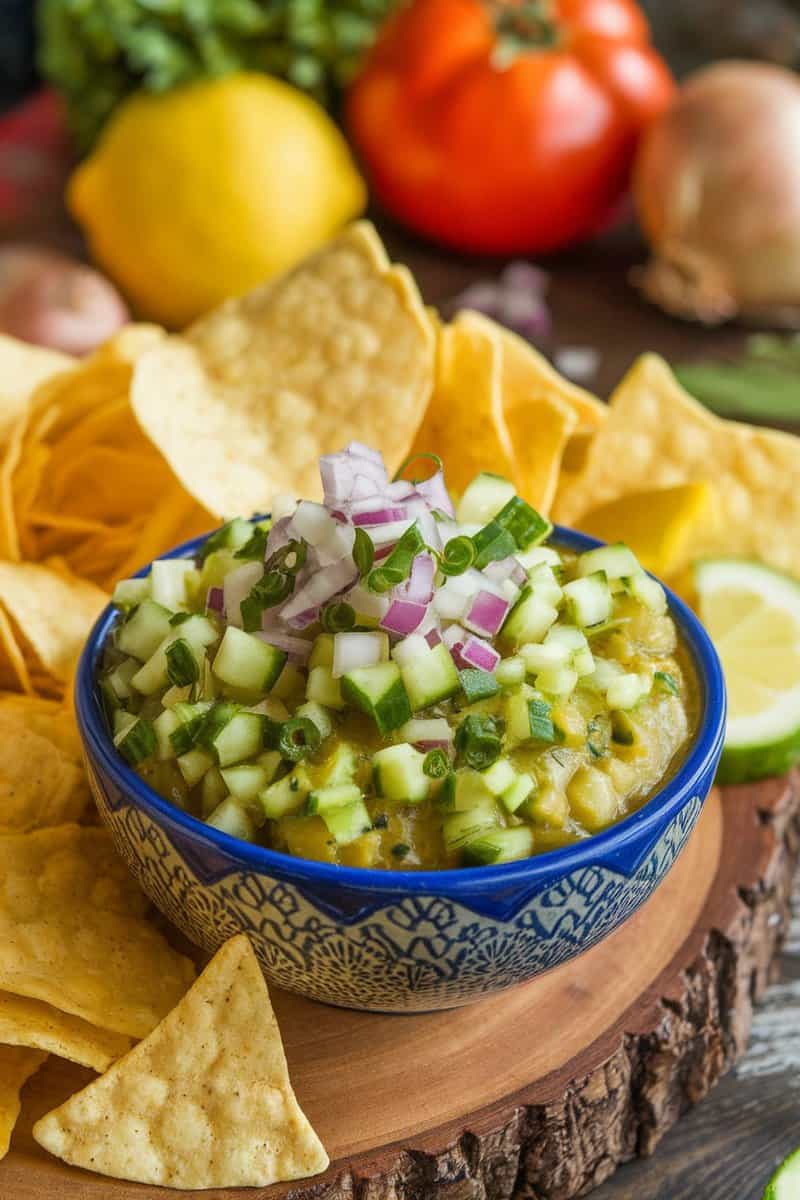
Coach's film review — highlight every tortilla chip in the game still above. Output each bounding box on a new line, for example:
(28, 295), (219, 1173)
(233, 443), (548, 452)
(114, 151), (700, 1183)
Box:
(34, 935), (328, 1188)
(0, 701), (90, 831)
(0, 334), (73, 447)
(0, 606), (32, 694)
(130, 222), (435, 517)
(0, 824), (195, 1039)
(0, 1045), (47, 1159)
(0, 991), (132, 1073)
(0, 559), (107, 696)
(411, 313), (516, 496)
(554, 354), (800, 576)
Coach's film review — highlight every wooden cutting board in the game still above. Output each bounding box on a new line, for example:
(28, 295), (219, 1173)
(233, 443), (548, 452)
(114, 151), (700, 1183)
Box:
(3, 772), (798, 1200)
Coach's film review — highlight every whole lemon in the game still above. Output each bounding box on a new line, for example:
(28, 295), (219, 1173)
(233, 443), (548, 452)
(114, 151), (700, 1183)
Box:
(68, 73), (367, 327)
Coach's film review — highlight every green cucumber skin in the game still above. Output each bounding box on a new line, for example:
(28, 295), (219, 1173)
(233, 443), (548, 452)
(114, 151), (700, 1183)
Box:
(717, 729), (800, 786)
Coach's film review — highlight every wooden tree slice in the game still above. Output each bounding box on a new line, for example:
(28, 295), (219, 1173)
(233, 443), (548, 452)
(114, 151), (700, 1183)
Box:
(4, 773), (798, 1200)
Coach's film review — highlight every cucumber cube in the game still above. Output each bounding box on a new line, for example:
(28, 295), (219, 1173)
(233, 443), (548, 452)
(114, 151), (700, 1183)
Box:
(117, 599), (172, 661)
(307, 783), (362, 813)
(577, 543), (640, 580)
(501, 773), (535, 814)
(373, 743), (429, 803)
(108, 658), (139, 700)
(606, 672), (651, 711)
(495, 656), (526, 688)
(200, 767), (228, 817)
(306, 665), (345, 709)
(221, 763), (269, 804)
(322, 799), (373, 846)
(502, 588), (558, 647)
(150, 559), (196, 610)
(481, 758), (517, 797)
(212, 626), (287, 694)
(563, 572), (612, 628)
(397, 643), (460, 712)
(321, 742), (358, 786)
(259, 766), (311, 818)
(456, 472), (516, 525)
(177, 748), (215, 786)
(211, 712), (264, 767)
(626, 571), (667, 614)
(341, 662), (411, 733)
(154, 708), (181, 760)
(463, 826), (534, 865)
(206, 796), (255, 841)
(309, 634), (334, 669)
(112, 577), (150, 610)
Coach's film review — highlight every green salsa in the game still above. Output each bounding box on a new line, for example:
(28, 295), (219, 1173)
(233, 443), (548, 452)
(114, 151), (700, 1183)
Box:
(100, 454), (698, 871)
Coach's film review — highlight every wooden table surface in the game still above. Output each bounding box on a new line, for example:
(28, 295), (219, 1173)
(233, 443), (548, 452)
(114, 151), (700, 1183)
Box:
(3, 184), (798, 1197)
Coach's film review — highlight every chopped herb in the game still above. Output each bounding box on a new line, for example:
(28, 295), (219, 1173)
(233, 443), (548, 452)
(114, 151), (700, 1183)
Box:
(240, 570), (293, 632)
(367, 521), (425, 593)
(234, 524), (269, 561)
(455, 714), (503, 770)
(117, 718), (156, 765)
(423, 748), (451, 778)
(393, 451), (442, 482)
(391, 842), (411, 859)
(289, 776), (300, 792)
(196, 521), (234, 565)
(352, 526), (375, 577)
(279, 717), (322, 762)
(265, 538), (307, 575)
(654, 670), (679, 696)
(439, 535), (476, 576)
(587, 717), (609, 758)
(528, 698), (556, 743)
(321, 602), (356, 633)
(459, 668), (500, 703)
(168, 611), (192, 626)
(165, 638), (199, 687)
(471, 520), (517, 570)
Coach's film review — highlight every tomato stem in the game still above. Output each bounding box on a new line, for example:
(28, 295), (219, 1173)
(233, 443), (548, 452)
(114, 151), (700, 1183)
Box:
(489, 1), (560, 67)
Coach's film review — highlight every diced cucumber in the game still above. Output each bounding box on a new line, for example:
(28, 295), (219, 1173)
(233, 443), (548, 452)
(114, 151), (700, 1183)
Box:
(259, 766), (311, 818)
(206, 796), (255, 841)
(150, 559), (196, 610)
(306, 665), (345, 710)
(391, 633), (428, 669)
(535, 666), (578, 698)
(606, 672), (651, 711)
(502, 773), (535, 814)
(154, 708), (181, 760)
(445, 769), (493, 812)
(577, 543), (640, 580)
(586, 656), (624, 692)
(517, 544), (562, 571)
(332, 631), (389, 678)
(107, 658), (139, 700)
(459, 668), (499, 703)
(178, 615), (221, 648)
(271, 663), (306, 703)
(398, 717), (452, 745)
(341, 661), (411, 733)
(527, 563), (563, 607)
(112, 577), (150, 610)
(520, 641), (570, 674)
(309, 634), (334, 669)
(307, 783), (362, 813)
(456, 472), (516, 525)
(114, 716), (156, 765)
(320, 742), (358, 786)
(625, 570), (667, 614)
(481, 758), (516, 797)
(256, 749), (283, 781)
(221, 763), (269, 803)
(373, 743), (430, 803)
(563, 572), (612, 628)
(443, 801), (498, 850)
(294, 701), (333, 741)
(212, 626), (287, 694)
(177, 748), (214, 786)
(117, 599), (173, 661)
(398, 643), (460, 712)
(200, 767), (228, 818)
(162, 684), (192, 708)
(501, 587), (558, 647)
(210, 712), (264, 767)
(463, 826), (534, 865)
(495, 656), (526, 688)
(322, 799), (373, 846)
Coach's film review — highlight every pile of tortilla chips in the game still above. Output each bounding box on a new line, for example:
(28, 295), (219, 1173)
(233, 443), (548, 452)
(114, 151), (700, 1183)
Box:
(2, 217), (800, 1185)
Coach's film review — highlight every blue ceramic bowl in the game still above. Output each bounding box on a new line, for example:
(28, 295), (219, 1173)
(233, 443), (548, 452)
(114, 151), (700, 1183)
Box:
(76, 526), (726, 1012)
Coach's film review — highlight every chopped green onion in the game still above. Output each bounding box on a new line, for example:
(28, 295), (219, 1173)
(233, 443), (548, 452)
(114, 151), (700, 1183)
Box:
(117, 718), (156, 765)
(265, 539), (307, 575)
(367, 521), (424, 593)
(654, 670), (679, 695)
(587, 716), (609, 758)
(197, 521), (234, 564)
(528, 698), (556, 743)
(471, 520), (517, 570)
(353, 526), (375, 577)
(455, 714), (503, 770)
(234, 525), (269, 561)
(240, 570), (294, 632)
(423, 748), (451, 779)
(321, 602), (356, 633)
(279, 717), (322, 762)
(439, 535), (476, 576)
(393, 451), (443, 482)
(168, 611), (192, 627)
(459, 668), (500, 703)
(494, 497), (551, 551)
(165, 639), (199, 687)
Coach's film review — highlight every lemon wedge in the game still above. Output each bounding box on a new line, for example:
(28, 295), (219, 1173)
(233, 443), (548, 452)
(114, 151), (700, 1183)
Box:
(763, 1147), (800, 1199)
(694, 559), (800, 784)
(577, 482), (713, 579)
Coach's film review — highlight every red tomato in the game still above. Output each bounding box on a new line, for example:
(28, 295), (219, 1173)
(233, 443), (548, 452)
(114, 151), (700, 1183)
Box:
(345, 0), (674, 253)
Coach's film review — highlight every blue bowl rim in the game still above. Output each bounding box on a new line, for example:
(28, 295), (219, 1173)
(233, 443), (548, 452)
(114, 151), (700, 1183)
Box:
(76, 524), (726, 897)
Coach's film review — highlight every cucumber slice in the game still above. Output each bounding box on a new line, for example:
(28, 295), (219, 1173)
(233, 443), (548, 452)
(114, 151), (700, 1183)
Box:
(259, 766), (311, 818)
(501, 772), (535, 814)
(397, 642), (460, 712)
(341, 661), (411, 733)
(150, 559), (195, 610)
(153, 708), (181, 760)
(306, 665), (345, 710)
(221, 763), (269, 804)
(563, 572), (612, 628)
(577, 543), (640, 580)
(502, 587), (559, 647)
(294, 701), (333, 741)
(112, 577), (150, 610)
(443, 800), (498, 850)
(212, 626), (287, 694)
(763, 1146), (800, 1199)
(481, 758), (516, 797)
(307, 783), (362, 814)
(463, 826), (534, 865)
(210, 712), (264, 767)
(625, 570), (667, 614)
(200, 767), (228, 818)
(373, 743), (429, 803)
(117, 599), (172, 661)
(456, 472), (516, 525)
(206, 796), (256, 841)
(321, 799), (372, 845)
(177, 748), (214, 786)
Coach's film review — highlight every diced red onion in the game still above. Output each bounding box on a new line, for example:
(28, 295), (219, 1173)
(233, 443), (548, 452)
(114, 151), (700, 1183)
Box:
(425, 628), (442, 648)
(484, 556), (528, 588)
(380, 599), (429, 637)
(349, 474), (382, 501)
(281, 557), (357, 621)
(352, 506), (409, 527)
(415, 739), (454, 752)
(265, 515), (293, 559)
(464, 590), (510, 638)
(256, 630), (312, 664)
(401, 553), (435, 604)
(345, 441), (385, 467)
(366, 519), (414, 546)
(342, 583), (390, 622)
(461, 635), (500, 673)
(414, 469), (455, 519)
(223, 561), (263, 628)
(206, 586), (224, 615)
(373, 543), (395, 562)
(289, 500), (337, 547)
(443, 624), (467, 650)
(332, 631), (387, 678)
(386, 479), (416, 501)
(284, 607), (319, 631)
(319, 453), (354, 506)
(315, 522), (355, 566)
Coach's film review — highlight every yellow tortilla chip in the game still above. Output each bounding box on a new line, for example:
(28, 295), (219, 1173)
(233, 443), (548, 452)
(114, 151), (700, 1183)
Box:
(0, 702), (90, 831)
(34, 935), (329, 1189)
(131, 221), (435, 516)
(0, 334), (73, 447)
(0, 992), (132, 1073)
(554, 355), (800, 576)
(0, 606), (32, 694)
(411, 313), (516, 496)
(0, 824), (195, 1039)
(0, 559), (107, 695)
(0, 1044), (47, 1159)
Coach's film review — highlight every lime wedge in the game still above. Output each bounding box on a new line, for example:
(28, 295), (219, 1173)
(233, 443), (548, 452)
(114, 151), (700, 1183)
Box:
(764, 1147), (800, 1199)
(694, 559), (800, 784)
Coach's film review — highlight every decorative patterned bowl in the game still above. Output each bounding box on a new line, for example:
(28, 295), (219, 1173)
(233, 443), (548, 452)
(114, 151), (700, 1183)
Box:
(76, 527), (726, 1012)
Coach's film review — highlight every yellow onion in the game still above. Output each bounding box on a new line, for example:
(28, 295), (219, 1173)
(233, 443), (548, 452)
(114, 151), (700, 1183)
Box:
(0, 245), (129, 355)
(633, 61), (800, 326)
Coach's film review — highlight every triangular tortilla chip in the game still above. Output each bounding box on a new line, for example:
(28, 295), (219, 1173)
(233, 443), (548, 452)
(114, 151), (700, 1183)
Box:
(34, 935), (329, 1189)
(0, 1045), (47, 1158)
(0, 334), (73, 447)
(553, 354), (800, 576)
(0, 704), (90, 831)
(131, 222), (435, 516)
(0, 992), (132, 1073)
